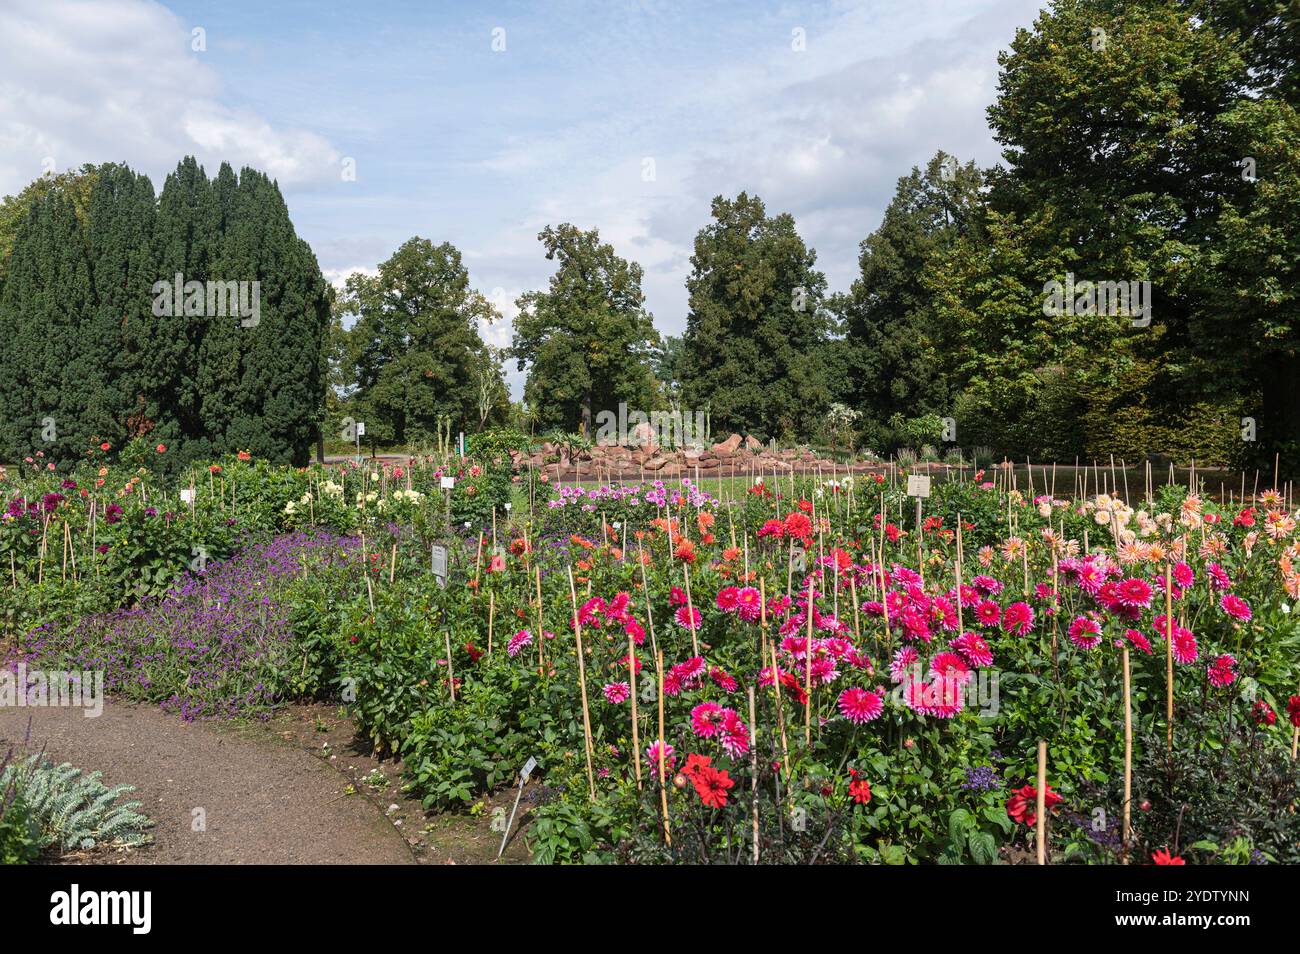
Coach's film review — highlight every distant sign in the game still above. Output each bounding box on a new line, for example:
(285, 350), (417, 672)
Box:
(520, 756), (537, 781)
(431, 545), (448, 586)
(355, 421), (366, 437)
(179, 488), (195, 504)
(906, 475), (932, 498)
(440, 476), (455, 490)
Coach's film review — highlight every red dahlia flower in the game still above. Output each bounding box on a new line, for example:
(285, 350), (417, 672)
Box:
(1005, 783), (1061, 827)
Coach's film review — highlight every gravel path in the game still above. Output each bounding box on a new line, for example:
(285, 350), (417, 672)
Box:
(0, 701), (416, 864)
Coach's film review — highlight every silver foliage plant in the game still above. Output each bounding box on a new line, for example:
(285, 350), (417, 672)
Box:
(0, 756), (152, 853)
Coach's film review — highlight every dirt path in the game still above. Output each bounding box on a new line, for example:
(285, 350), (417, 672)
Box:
(0, 701), (416, 865)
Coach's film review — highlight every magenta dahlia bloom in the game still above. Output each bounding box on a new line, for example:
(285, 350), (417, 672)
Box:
(1001, 602), (1035, 636)
(735, 586), (762, 622)
(929, 651), (973, 685)
(837, 687), (884, 724)
(507, 629), (533, 658)
(1114, 577), (1153, 609)
(1206, 563), (1232, 591)
(890, 646), (919, 683)
(1220, 593), (1252, 622)
(715, 586), (740, 612)
(1068, 614), (1103, 650)
(952, 632), (993, 668)
(1206, 654), (1237, 688)
(1171, 627), (1199, 665)
(674, 605), (702, 630)
(975, 600), (1001, 627)
(719, 710), (750, 758)
(690, 702), (724, 737)
(644, 740), (675, 773)
(603, 681), (630, 704)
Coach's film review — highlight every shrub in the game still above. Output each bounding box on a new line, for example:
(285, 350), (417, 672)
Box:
(0, 756), (151, 854)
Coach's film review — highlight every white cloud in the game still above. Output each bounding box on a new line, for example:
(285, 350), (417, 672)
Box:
(0, 0), (341, 198)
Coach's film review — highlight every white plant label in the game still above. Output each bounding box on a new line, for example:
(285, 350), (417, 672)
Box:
(907, 475), (932, 498)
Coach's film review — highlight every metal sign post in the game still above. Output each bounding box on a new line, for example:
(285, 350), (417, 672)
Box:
(497, 756), (537, 860)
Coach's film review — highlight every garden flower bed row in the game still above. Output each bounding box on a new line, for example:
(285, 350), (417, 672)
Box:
(4, 442), (1299, 863)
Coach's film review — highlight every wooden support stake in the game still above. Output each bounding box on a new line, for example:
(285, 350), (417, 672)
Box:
(566, 565), (596, 800)
(1036, 740), (1048, 865)
(1122, 646), (1132, 863)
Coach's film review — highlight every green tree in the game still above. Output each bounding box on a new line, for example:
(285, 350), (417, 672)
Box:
(931, 0), (1286, 465)
(512, 224), (660, 434)
(835, 152), (983, 433)
(342, 237), (499, 449)
(0, 190), (93, 463)
(680, 193), (832, 441)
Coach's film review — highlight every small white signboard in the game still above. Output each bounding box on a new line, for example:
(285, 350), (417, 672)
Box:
(179, 488), (195, 504)
(906, 474), (932, 498)
(440, 476), (455, 490)
(355, 421), (366, 437)
(520, 756), (537, 781)
(431, 545), (448, 586)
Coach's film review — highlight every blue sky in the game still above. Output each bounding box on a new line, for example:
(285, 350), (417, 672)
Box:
(0, 0), (1047, 394)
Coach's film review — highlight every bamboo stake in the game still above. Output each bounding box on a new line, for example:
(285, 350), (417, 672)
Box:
(1122, 646), (1132, 863)
(566, 565), (596, 800)
(444, 629), (456, 704)
(683, 563), (700, 657)
(1036, 740), (1048, 865)
(749, 686), (760, 865)
(535, 564), (545, 677)
(657, 649), (671, 845)
(1165, 563), (1175, 753)
(804, 577), (815, 746)
(629, 629), (642, 789)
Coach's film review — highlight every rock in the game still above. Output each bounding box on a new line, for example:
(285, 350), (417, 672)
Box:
(744, 435), (763, 451)
(644, 456), (668, 472)
(711, 433), (743, 456)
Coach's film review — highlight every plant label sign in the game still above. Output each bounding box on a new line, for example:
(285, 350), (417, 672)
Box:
(907, 475), (932, 498)
(520, 756), (537, 781)
(431, 545), (448, 586)
(355, 421), (366, 437)
(179, 488), (195, 504)
(440, 476), (455, 490)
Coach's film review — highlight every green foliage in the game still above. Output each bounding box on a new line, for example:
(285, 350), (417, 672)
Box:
(0, 158), (330, 470)
(835, 153), (984, 433)
(0, 756), (151, 854)
(680, 192), (833, 441)
(512, 224), (660, 434)
(1123, 701), (1300, 864)
(339, 237), (502, 448)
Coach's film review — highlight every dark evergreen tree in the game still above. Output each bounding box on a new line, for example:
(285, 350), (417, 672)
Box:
(680, 193), (831, 441)
(835, 154), (983, 439)
(0, 157), (330, 468)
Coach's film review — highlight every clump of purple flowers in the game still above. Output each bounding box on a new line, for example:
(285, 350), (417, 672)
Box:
(12, 530), (360, 721)
(960, 764), (1001, 792)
